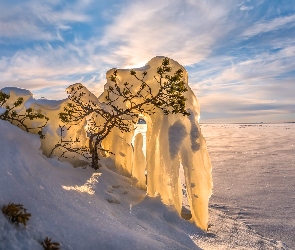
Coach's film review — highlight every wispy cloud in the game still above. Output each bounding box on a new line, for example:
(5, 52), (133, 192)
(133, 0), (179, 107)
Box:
(240, 5), (253, 11)
(0, 0), (90, 41)
(0, 41), (108, 99)
(190, 42), (295, 122)
(198, 92), (295, 123)
(242, 14), (295, 38)
(101, 0), (237, 67)
(198, 45), (295, 86)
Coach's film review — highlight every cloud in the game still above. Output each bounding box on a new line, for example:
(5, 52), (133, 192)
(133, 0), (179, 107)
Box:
(193, 44), (295, 89)
(0, 0), (90, 41)
(0, 0), (295, 122)
(240, 5), (253, 11)
(101, 0), (237, 67)
(198, 93), (295, 123)
(0, 0), (240, 100)
(242, 14), (295, 38)
(189, 41), (295, 122)
(0, 40), (110, 99)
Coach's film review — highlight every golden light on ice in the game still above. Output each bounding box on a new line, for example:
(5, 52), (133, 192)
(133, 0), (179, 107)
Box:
(62, 173), (101, 195)
(123, 61), (147, 69)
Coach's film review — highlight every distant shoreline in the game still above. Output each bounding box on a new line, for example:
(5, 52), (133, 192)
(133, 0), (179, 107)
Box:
(200, 122), (295, 124)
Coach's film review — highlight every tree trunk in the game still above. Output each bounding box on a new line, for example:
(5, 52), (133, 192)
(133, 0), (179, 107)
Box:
(91, 137), (101, 170)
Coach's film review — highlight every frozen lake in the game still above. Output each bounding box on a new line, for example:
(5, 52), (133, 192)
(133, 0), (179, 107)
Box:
(201, 124), (295, 249)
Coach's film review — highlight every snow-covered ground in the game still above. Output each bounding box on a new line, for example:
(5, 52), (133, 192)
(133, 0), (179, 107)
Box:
(0, 120), (289, 249)
(201, 123), (295, 249)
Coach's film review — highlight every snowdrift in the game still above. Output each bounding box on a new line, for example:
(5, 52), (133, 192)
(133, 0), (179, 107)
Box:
(0, 120), (287, 249)
(0, 120), (202, 250)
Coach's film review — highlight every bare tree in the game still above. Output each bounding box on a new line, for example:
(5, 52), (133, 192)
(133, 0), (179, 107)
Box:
(53, 57), (190, 169)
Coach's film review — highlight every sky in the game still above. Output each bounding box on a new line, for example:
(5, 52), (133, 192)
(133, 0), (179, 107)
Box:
(0, 0), (295, 123)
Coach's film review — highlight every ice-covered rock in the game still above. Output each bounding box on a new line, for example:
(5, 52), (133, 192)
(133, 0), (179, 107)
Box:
(0, 57), (212, 230)
(0, 87), (89, 167)
(100, 57), (212, 230)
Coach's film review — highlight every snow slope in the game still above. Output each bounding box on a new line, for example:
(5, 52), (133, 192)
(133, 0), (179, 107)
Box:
(201, 123), (295, 249)
(0, 120), (287, 249)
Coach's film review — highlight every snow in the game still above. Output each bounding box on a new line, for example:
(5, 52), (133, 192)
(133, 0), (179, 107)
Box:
(1, 87), (32, 98)
(0, 119), (199, 250)
(201, 123), (295, 249)
(0, 107), (6, 116)
(0, 119), (288, 249)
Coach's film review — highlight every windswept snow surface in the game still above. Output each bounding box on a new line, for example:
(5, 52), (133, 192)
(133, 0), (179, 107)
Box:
(0, 120), (287, 249)
(201, 123), (295, 249)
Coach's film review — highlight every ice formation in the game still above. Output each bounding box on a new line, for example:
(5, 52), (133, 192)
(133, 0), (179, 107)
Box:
(1, 87), (89, 166)
(99, 57), (212, 230)
(0, 57), (212, 230)
(132, 133), (147, 190)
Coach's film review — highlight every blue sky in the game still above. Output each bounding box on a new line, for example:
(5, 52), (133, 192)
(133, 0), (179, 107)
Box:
(1, 0), (295, 123)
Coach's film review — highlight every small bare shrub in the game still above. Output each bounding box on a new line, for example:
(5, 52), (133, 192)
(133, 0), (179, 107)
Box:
(1, 203), (31, 226)
(41, 237), (61, 250)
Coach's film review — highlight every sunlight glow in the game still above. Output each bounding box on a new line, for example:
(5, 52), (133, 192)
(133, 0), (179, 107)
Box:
(62, 173), (101, 195)
(123, 62), (147, 69)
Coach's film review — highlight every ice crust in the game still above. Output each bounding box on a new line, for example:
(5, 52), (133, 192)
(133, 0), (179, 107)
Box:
(0, 57), (212, 230)
(201, 124), (295, 248)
